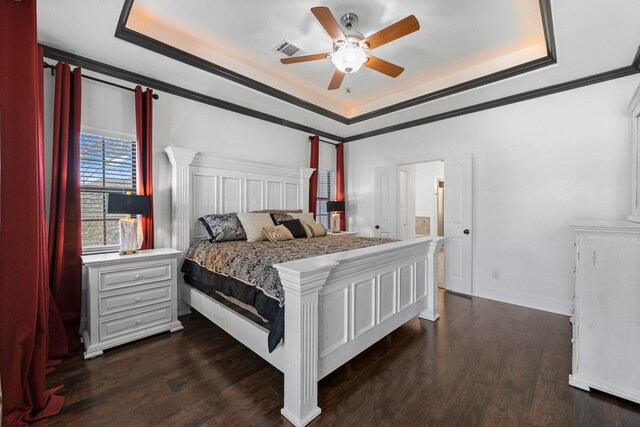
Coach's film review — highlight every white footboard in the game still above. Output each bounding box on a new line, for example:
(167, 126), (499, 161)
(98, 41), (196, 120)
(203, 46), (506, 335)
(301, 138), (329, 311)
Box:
(274, 236), (445, 427)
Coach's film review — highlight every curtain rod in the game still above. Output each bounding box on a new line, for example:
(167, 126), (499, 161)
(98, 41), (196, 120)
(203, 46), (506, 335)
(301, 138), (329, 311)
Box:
(43, 62), (159, 100)
(308, 135), (340, 146)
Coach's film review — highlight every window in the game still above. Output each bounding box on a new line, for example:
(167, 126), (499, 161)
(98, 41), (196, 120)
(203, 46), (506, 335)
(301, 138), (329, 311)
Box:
(315, 169), (335, 229)
(80, 132), (137, 250)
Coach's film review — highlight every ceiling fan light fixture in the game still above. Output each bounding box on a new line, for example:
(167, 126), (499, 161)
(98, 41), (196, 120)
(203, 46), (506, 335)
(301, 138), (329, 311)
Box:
(331, 45), (367, 73)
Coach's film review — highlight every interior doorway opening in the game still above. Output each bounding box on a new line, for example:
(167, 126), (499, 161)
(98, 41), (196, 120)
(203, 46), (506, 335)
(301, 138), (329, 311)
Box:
(398, 160), (445, 288)
(374, 152), (472, 294)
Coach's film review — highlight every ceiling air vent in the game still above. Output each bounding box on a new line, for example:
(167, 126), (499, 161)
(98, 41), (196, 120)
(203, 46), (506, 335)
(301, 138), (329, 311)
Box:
(272, 39), (303, 57)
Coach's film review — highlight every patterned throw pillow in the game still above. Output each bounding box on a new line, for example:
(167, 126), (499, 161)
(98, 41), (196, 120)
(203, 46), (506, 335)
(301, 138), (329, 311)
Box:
(236, 212), (275, 242)
(270, 213), (293, 225)
(279, 219), (308, 238)
(199, 213), (246, 242)
(304, 222), (327, 237)
(263, 225), (295, 242)
(289, 212), (316, 225)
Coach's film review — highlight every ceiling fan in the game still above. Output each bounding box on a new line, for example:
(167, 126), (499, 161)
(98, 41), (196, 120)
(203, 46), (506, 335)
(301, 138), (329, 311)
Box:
(281, 6), (420, 90)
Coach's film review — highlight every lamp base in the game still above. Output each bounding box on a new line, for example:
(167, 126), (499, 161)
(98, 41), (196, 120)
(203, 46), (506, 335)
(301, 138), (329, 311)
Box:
(330, 213), (341, 234)
(119, 218), (141, 255)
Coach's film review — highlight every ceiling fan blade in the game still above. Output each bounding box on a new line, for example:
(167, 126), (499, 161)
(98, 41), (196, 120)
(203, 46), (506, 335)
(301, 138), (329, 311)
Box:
(311, 6), (346, 43)
(280, 53), (330, 64)
(364, 55), (404, 78)
(328, 70), (345, 90)
(363, 15), (420, 50)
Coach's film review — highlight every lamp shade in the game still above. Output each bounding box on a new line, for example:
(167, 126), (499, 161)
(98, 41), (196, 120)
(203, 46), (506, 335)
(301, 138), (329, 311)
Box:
(331, 45), (367, 73)
(106, 193), (150, 215)
(326, 201), (346, 212)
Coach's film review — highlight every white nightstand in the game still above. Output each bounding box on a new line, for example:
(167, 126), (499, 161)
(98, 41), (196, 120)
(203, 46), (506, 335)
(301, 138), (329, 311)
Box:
(81, 248), (183, 359)
(327, 231), (358, 237)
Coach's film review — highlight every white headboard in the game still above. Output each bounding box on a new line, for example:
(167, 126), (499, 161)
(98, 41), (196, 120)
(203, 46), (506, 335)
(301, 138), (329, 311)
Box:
(165, 146), (315, 254)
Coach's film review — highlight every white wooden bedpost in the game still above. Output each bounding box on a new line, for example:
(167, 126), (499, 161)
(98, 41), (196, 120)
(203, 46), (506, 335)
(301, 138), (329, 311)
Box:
(419, 238), (446, 321)
(165, 146), (198, 316)
(299, 167), (315, 212)
(275, 260), (338, 427)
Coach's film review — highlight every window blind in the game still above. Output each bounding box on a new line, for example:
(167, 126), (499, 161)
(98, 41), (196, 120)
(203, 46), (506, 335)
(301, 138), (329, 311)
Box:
(80, 132), (137, 248)
(316, 169), (335, 229)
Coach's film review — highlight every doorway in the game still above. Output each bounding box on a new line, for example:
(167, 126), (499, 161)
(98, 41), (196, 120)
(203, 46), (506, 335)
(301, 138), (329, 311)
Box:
(398, 161), (445, 287)
(437, 179), (445, 237)
(373, 152), (472, 295)
(398, 161), (444, 240)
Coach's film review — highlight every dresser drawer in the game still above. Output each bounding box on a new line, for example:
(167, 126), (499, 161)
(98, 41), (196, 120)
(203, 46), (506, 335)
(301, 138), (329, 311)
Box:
(99, 283), (171, 316)
(99, 262), (171, 292)
(99, 304), (171, 341)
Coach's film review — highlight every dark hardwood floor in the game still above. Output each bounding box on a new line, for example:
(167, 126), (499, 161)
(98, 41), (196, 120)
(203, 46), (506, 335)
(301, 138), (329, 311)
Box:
(46, 290), (640, 426)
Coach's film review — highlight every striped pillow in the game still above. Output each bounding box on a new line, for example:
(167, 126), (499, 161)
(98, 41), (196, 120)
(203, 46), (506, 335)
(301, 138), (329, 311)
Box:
(304, 223), (327, 238)
(290, 212), (316, 225)
(236, 213), (274, 242)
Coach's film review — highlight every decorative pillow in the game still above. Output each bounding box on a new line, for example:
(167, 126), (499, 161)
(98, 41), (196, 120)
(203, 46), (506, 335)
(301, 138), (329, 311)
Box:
(263, 225), (294, 242)
(279, 219), (308, 238)
(270, 213), (293, 225)
(199, 213), (246, 242)
(236, 213), (274, 242)
(290, 212), (316, 225)
(304, 222), (327, 238)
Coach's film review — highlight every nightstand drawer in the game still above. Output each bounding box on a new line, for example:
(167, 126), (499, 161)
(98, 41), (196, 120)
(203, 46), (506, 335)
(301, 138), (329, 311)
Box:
(99, 262), (171, 292)
(99, 304), (171, 341)
(99, 283), (171, 316)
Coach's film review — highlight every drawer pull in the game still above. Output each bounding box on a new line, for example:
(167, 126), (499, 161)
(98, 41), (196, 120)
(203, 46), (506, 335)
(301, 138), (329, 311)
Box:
(136, 319), (142, 325)
(135, 297), (141, 302)
(135, 274), (141, 280)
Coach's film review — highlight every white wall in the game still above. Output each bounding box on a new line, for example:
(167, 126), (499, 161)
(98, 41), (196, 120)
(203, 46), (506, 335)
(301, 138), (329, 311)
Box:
(414, 161), (444, 235)
(152, 91), (335, 247)
(346, 74), (640, 315)
(43, 69), (336, 249)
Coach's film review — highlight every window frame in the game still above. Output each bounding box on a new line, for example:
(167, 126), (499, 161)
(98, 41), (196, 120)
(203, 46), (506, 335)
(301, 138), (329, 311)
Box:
(80, 127), (137, 255)
(315, 169), (335, 229)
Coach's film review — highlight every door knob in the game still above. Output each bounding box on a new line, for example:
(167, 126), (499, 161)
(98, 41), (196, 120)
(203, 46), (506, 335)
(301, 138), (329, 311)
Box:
(463, 229), (470, 235)
(375, 225), (380, 229)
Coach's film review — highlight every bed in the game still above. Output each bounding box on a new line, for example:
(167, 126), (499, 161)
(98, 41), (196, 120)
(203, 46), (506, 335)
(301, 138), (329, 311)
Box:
(165, 146), (445, 427)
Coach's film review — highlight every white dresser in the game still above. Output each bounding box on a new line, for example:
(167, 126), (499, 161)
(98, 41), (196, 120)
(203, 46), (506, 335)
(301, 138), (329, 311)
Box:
(81, 248), (183, 359)
(569, 220), (640, 403)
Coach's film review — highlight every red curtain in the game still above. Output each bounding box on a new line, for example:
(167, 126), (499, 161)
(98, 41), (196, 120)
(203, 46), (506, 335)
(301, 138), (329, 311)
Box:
(0, 1), (64, 425)
(135, 86), (154, 250)
(309, 135), (320, 218)
(336, 143), (346, 231)
(48, 62), (83, 357)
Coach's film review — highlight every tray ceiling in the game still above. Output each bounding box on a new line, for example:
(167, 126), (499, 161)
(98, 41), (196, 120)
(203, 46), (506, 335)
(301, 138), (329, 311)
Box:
(125, 0), (552, 119)
(37, 1), (640, 140)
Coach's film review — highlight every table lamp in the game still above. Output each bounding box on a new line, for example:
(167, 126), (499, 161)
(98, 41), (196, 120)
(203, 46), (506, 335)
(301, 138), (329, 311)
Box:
(326, 201), (345, 233)
(106, 193), (150, 255)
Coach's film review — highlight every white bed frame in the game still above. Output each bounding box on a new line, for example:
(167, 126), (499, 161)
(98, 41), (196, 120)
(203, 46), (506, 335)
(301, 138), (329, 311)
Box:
(165, 146), (445, 427)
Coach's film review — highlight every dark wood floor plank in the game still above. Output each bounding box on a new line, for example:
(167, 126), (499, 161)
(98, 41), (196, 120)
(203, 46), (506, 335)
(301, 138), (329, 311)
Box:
(45, 290), (640, 426)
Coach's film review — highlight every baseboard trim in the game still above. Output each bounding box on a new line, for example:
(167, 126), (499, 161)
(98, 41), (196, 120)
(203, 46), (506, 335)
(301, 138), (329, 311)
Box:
(569, 373), (640, 404)
(473, 285), (573, 316)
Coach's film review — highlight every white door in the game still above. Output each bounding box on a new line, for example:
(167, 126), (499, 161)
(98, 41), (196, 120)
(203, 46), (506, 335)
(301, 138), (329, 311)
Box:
(398, 165), (416, 240)
(444, 153), (473, 294)
(374, 165), (397, 238)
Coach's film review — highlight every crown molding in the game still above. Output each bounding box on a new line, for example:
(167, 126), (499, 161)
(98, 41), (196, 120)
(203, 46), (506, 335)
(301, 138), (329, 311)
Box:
(41, 44), (345, 143)
(343, 66), (640, 142)
(42, 43), (640, 145)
